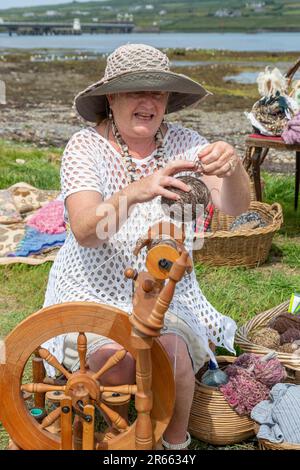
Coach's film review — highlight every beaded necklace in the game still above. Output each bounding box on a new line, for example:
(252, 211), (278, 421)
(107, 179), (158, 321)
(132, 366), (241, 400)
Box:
(111, 118), (166, 183)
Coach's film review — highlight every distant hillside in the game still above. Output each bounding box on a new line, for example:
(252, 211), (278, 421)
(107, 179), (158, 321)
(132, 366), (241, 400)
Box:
(1, 0), (300, 32)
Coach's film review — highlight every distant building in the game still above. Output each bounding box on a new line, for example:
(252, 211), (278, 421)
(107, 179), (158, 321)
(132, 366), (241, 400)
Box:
(92, 18), (98, 22)
(45, 10), (60, 17)
(72, 10), (89, 16)
(145, 5), (154, 10)
(117, 13), (134, 22)
(23, 12), (35, 18)
(246, 2), (266, 11)
(215, 9), (241, 17)
(159, 10), (166, 16)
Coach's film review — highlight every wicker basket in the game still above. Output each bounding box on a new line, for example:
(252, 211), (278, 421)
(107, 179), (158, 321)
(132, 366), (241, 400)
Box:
(258, 438), (300, 450)
(194, 201), (283, 267)
(188, 356), (255, 445)
(235, 300), (300, 383)
(254, 424), (300, 450)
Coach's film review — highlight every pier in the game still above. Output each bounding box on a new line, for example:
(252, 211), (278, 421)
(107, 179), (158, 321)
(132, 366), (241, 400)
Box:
(0, 19), (135, 35)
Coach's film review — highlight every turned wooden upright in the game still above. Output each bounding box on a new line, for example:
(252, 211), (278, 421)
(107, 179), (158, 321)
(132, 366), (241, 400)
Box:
(124, 221), (192, 450)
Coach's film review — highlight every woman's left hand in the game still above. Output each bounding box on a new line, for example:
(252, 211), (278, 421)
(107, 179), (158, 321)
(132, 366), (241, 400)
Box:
(196, 141), (240, 178)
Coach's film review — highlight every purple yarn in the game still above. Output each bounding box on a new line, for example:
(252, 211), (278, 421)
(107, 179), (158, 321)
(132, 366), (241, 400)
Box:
(282, 112), (300, 144)
(220, 370), (269, 415)
(220, 353), (286, 415)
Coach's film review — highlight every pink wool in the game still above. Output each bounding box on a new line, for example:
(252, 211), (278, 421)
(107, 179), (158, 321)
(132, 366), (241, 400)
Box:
(220, 353), (286, 416)
(27, 200), (66, 234)
(220, 369), (269, 415)
(226, 353), (286, 387)
(282, 112), (300, 145)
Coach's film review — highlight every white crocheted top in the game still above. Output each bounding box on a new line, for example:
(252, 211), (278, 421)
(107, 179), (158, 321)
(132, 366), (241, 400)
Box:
(43, 123), (236, 375)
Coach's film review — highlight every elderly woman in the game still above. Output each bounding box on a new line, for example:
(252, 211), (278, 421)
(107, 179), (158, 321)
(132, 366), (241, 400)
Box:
(43, 44), (251, 450)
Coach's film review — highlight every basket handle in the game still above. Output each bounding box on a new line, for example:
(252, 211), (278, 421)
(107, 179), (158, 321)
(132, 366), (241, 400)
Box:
(269, 203), (283, 224)
(285, 57), (300, 87)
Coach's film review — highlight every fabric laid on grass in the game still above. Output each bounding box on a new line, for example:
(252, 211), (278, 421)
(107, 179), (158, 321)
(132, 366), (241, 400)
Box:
(10, 226), (66, 257)
(26, 199), (65, 234)
(0, 182), (64, 265)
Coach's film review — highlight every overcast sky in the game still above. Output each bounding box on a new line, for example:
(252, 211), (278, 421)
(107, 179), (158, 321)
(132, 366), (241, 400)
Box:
(0, 1), (101, 9)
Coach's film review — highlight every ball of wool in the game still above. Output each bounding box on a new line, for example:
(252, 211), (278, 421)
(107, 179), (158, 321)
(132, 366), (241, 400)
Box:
(161, 175), (210, 222)
(227, 352), (257, 370)
(252, 357), (286, 387)
(249, 327), (280, 349)
(277, 343), (297, 353)
(226, 353), (286, 387)
(229, 211), (267, 232)
(291, 345), (300, 356)
(268, 312), (300, 334)
(280, 327), (300, 345)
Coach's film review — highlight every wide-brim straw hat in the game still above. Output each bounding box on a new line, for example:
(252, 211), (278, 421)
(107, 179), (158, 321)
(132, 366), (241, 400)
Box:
(74, 44), (211, 123)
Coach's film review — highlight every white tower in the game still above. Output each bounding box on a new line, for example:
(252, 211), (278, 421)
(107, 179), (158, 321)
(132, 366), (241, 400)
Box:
(73, 18), (81, 34)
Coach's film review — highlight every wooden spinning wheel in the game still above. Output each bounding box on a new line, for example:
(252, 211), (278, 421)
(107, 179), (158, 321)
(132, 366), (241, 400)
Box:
(0, 222), (192, 450)
(0, 304), (174, 450)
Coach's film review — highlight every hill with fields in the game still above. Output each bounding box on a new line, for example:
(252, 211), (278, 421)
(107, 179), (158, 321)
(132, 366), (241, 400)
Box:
(0, 0), (300, 32)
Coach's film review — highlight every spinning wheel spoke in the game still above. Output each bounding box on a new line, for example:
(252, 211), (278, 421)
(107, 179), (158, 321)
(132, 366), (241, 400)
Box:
(92, 349), (126, 381)
(96, 401), (128, 432)
(99, 384), (137, 395)
(41, 406), (61, 429)
(77, 332), (87, 373)
(38, 347), (71, 379)
(21, 383), (66, 394)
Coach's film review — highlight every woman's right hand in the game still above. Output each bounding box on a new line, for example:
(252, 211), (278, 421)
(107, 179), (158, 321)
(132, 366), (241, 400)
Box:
(126, 160), (196, 204)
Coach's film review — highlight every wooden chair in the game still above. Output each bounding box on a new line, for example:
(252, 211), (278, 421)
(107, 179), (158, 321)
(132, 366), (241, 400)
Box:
(0, 222), (191, 450)
(243, 134), (300, 210)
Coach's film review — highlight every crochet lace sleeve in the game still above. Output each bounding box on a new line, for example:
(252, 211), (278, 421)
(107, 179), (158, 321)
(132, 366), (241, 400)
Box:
(60, 130), (104, 202)
(184, 128), (210, 162)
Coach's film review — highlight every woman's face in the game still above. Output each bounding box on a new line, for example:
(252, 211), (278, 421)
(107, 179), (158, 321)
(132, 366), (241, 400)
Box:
(108, 91), (168, 139)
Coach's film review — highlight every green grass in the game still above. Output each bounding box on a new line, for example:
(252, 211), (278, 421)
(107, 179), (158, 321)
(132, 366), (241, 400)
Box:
(0, 140), (61, 190)
(0, 140), (300, 450)
(263, 172), (300, 236)
(0, 263), (51, 337)
(195, 264), (300, 326)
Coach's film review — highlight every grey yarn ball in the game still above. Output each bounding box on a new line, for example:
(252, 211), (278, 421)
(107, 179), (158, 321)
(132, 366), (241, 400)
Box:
(229, 211), (267, 231)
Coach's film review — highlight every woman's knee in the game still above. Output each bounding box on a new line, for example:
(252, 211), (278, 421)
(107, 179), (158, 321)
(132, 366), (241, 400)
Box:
(87, 343), (135, 385)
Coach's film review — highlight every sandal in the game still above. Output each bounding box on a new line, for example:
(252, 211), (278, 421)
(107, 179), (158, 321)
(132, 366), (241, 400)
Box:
(161, 432), (191, 450)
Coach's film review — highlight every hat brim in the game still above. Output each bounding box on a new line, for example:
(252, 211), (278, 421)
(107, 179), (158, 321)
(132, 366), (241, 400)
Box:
(74, 70), (212, 123)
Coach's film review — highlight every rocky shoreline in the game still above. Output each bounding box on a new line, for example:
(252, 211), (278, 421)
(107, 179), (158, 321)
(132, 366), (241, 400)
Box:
(0, 50), (298, 174)
(0, 104), (295, 174)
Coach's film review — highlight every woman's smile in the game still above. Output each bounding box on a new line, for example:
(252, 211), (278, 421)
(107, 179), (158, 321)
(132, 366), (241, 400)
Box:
(133, 112), (155, 121)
